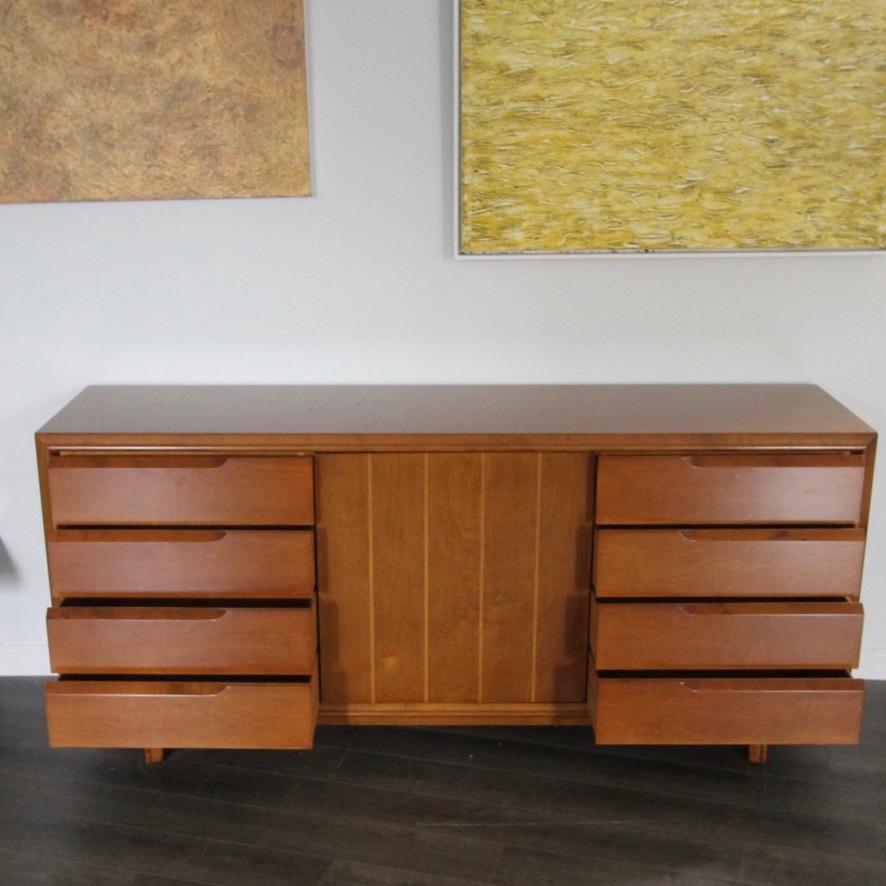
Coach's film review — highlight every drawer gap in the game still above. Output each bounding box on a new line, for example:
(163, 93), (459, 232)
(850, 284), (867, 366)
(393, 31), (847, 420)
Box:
(597, 522), (860, 530)
(595, 668), (853, 679)
(53, 523), (315, 531)
(55, 674), (313, 684)
(50, 451), (315, 458)
(57, 597), (313, 609)
(591, 595), (855, 604)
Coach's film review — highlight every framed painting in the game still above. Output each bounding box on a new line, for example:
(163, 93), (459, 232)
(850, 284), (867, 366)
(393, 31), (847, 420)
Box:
(0, 0), (311, 203)
(456, 0), (885, 255)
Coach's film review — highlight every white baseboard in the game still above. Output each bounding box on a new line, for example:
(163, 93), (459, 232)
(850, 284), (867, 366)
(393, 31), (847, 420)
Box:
(1, 643), (885, 679)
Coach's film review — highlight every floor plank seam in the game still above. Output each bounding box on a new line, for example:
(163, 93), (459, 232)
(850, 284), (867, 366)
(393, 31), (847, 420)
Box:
(22, 748), (874, 871)
(308, 742), (880, 834)
(17, 761), (880, 880)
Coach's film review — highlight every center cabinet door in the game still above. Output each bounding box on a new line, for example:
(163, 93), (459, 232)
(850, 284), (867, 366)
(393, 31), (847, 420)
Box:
(315, 453), (594, 706)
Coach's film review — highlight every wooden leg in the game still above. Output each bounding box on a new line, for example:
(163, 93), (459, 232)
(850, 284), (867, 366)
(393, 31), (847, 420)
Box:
(144, 748), (166, 765)
(748, 744), (768, 764)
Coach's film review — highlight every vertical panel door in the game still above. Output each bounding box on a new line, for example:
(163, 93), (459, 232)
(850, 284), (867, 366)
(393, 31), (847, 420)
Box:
(315, 453), (593, 707)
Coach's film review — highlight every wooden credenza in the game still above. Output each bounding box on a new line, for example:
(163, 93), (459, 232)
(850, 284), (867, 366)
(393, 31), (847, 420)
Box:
(36, 385), (876, 764)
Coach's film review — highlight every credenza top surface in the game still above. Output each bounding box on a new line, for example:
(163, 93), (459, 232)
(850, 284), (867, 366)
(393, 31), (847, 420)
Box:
(36, 385), (874, 448)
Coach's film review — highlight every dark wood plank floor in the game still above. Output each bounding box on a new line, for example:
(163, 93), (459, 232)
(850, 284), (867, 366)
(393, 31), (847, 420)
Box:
(1, 679), (883, 886)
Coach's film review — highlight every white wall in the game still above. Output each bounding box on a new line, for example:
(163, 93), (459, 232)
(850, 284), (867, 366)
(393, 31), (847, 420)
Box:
(1, 0), (884, 677)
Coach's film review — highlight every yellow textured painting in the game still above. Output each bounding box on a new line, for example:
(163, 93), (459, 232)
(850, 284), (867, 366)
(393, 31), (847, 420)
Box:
(0, 0), (310, 202)
(459, 0), (885, 254)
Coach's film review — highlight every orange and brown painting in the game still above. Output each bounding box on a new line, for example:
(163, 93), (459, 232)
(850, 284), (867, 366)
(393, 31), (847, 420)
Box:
(460, 0), (885, 253)
(0, 0), (310, 202)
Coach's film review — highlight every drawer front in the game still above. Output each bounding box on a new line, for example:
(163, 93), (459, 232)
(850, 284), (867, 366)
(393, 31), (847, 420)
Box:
(594, 528), (865, 598)
(48, 455), (314, 526)
(589, 669), (863, 745)
(591, 596), (863, 670)
(47, 606), (316, 675)
(596, 454), (865, 525)
(46, 676), (318, 749)
(47, 530), (315, 599)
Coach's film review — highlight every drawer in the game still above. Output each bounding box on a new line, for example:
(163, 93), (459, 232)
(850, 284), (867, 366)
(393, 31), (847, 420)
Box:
(588, 667), (863, 745)
(591, 595), (863, 670)
(47, 605), (316, 675)
(48, 455), (314, 527)
(594, 528), (865, 598)
(46, 673), (318, 749)
(596, 454), (865, 525)
(47, 530), (315, 599)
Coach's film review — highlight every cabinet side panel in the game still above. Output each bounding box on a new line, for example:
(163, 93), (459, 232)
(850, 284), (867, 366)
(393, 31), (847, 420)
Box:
(427, 454), (483, 702)
(535, 453), (594, 702)
(371, 455), (426, 702)
(35, 439), (55, 603)
(315, 455), (373, 704)
(481, 454), (538, 702)
(860, 437), (877, 532)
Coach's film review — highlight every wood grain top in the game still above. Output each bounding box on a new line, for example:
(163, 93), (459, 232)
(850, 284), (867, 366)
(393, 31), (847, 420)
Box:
(37, 385), (875, 450)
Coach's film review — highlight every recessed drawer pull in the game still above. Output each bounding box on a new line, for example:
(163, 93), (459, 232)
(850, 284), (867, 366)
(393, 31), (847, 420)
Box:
(61, 682), (230, 697)
(50, 607), (228, 621)
(53, 455), (231, 470)
(188, 609), (225, 621)
(672, 603), (790, 617)
(673, 603), (830, 618)
(155, 684), (228, 697)
(677, 678), (853, 694)
(680, 454), (861, 469)
(678, 680), (771, 693)
(678, 528), (801, 543)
